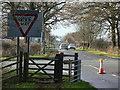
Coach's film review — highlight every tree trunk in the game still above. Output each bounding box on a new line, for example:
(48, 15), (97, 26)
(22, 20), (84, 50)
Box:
(116, 22), (120, 49)
(111, 20), (116, 48)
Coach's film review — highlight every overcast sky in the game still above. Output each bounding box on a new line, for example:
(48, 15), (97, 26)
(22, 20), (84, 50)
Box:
(51, 24), (76, 38)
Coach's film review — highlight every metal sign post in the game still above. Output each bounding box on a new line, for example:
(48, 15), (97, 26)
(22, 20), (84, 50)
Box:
(17, 37), (20, 74)
(28, 37), (30, 56)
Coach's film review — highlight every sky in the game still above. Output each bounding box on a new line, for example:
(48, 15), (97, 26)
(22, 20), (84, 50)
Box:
(51, 24), (76, 38)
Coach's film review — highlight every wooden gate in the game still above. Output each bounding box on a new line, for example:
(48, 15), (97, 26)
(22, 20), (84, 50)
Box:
(23, 53), (63, 83)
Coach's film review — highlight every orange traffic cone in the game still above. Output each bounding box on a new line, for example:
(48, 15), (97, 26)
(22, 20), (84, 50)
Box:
(99, 58), (105, 74)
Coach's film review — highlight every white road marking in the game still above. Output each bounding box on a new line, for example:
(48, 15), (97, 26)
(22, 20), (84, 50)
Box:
(104, 59), (108, 61)
(87, 57), (91, 59)
(83, 65), (99, 70)
(112, 74), (120, 78)
(88, 65), (99, 70)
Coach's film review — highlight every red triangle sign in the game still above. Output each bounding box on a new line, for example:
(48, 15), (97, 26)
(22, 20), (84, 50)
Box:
(12, 14), (38, 37)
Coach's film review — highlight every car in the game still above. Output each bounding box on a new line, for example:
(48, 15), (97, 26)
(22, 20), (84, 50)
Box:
(59, 43), (68, 50)
(68, 44), (76, 50)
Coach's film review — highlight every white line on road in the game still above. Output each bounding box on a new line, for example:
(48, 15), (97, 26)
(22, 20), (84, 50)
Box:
(87, 57), (91, 59)
(88, 65), (99, 70)
(112, 74), (120, 78)
(83, 65), (99, 70)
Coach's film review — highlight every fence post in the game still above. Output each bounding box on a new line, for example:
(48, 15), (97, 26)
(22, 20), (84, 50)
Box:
(74, 53), (78, 82)
(54, 53), (63, 83)
(79, 60), (81, 82)
(68, 59), (70, 81)
(59, 53), (63, 82)
(23, 52), (29, 82)
(19, 51), (23, 82)
(54, 54), (59, 82)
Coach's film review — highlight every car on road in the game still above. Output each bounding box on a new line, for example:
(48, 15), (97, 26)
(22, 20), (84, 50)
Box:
(59, 43), (68, 50)
(68, 44), (76, 50)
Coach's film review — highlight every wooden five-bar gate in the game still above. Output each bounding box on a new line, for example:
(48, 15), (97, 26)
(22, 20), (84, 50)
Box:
(23, 52), (63, 83)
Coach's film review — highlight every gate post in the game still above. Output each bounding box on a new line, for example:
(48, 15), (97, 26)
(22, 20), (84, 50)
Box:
(19, 51), (23, 82)
(74, 53), (78, 82)
(23, 52), (29, 82)
(54, 53), (63, 83)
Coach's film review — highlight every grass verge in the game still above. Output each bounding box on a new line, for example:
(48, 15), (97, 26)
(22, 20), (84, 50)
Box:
(2, 70), (96, 89)
(76, 48), (120, 58)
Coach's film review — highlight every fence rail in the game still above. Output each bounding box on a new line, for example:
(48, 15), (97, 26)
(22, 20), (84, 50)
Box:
(29, 63), (55, 66)
(2, 51), (23, 83)
(2, 68), (19, 76)
(1, 55), (18, 62)
(28, 68), (54, 71)
(28, 57), (58, 61)
(2, 61), (20, 69)
(63, 55), (75, 57)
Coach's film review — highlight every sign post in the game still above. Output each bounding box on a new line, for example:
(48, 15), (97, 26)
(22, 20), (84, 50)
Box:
(17, 37), (19, 74)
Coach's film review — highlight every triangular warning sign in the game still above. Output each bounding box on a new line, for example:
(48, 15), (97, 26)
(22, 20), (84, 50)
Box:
(12, 14), (38, 37)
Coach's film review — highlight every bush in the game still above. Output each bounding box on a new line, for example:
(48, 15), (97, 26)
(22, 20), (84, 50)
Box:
(2, 40), (58, 57)
(30, 42), (41, 55)
(107, 46), (119, 55)
(2, 41), (16, 57)
(2, 41), (41, 56)
(91, 39), (110, 51)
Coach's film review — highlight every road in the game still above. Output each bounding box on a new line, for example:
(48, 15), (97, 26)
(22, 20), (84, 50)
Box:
(59, 49), (119, 89)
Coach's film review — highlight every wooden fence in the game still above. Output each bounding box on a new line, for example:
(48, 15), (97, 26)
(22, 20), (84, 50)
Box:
(1, 52), (80, 84)
(1, 51), (23, 83)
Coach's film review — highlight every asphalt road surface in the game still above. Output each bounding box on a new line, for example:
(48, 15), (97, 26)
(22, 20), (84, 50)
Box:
(59, 49), (120, 89)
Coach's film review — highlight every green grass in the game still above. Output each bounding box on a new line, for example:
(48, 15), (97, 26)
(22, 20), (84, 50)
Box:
(9, 77), (96, 89)
(76, 48), (120, 58)
(1, 57), (17, 61)
(14, 77), (96, 89)
(2, 70), (96, 89)
(16, 83), (39, 88)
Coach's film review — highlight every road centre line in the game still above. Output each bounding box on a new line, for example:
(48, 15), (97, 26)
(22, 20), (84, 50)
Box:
(112, 74), (120, 78)
(88, 65), (99, 70)
(83, 65), (99, 70)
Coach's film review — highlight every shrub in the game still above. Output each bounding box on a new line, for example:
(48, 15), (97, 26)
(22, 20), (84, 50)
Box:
(91, 39), (110, 51)
(2, 41), (41, 56)
(30, 42), (41, 55)
(2, 41), (16, 56)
